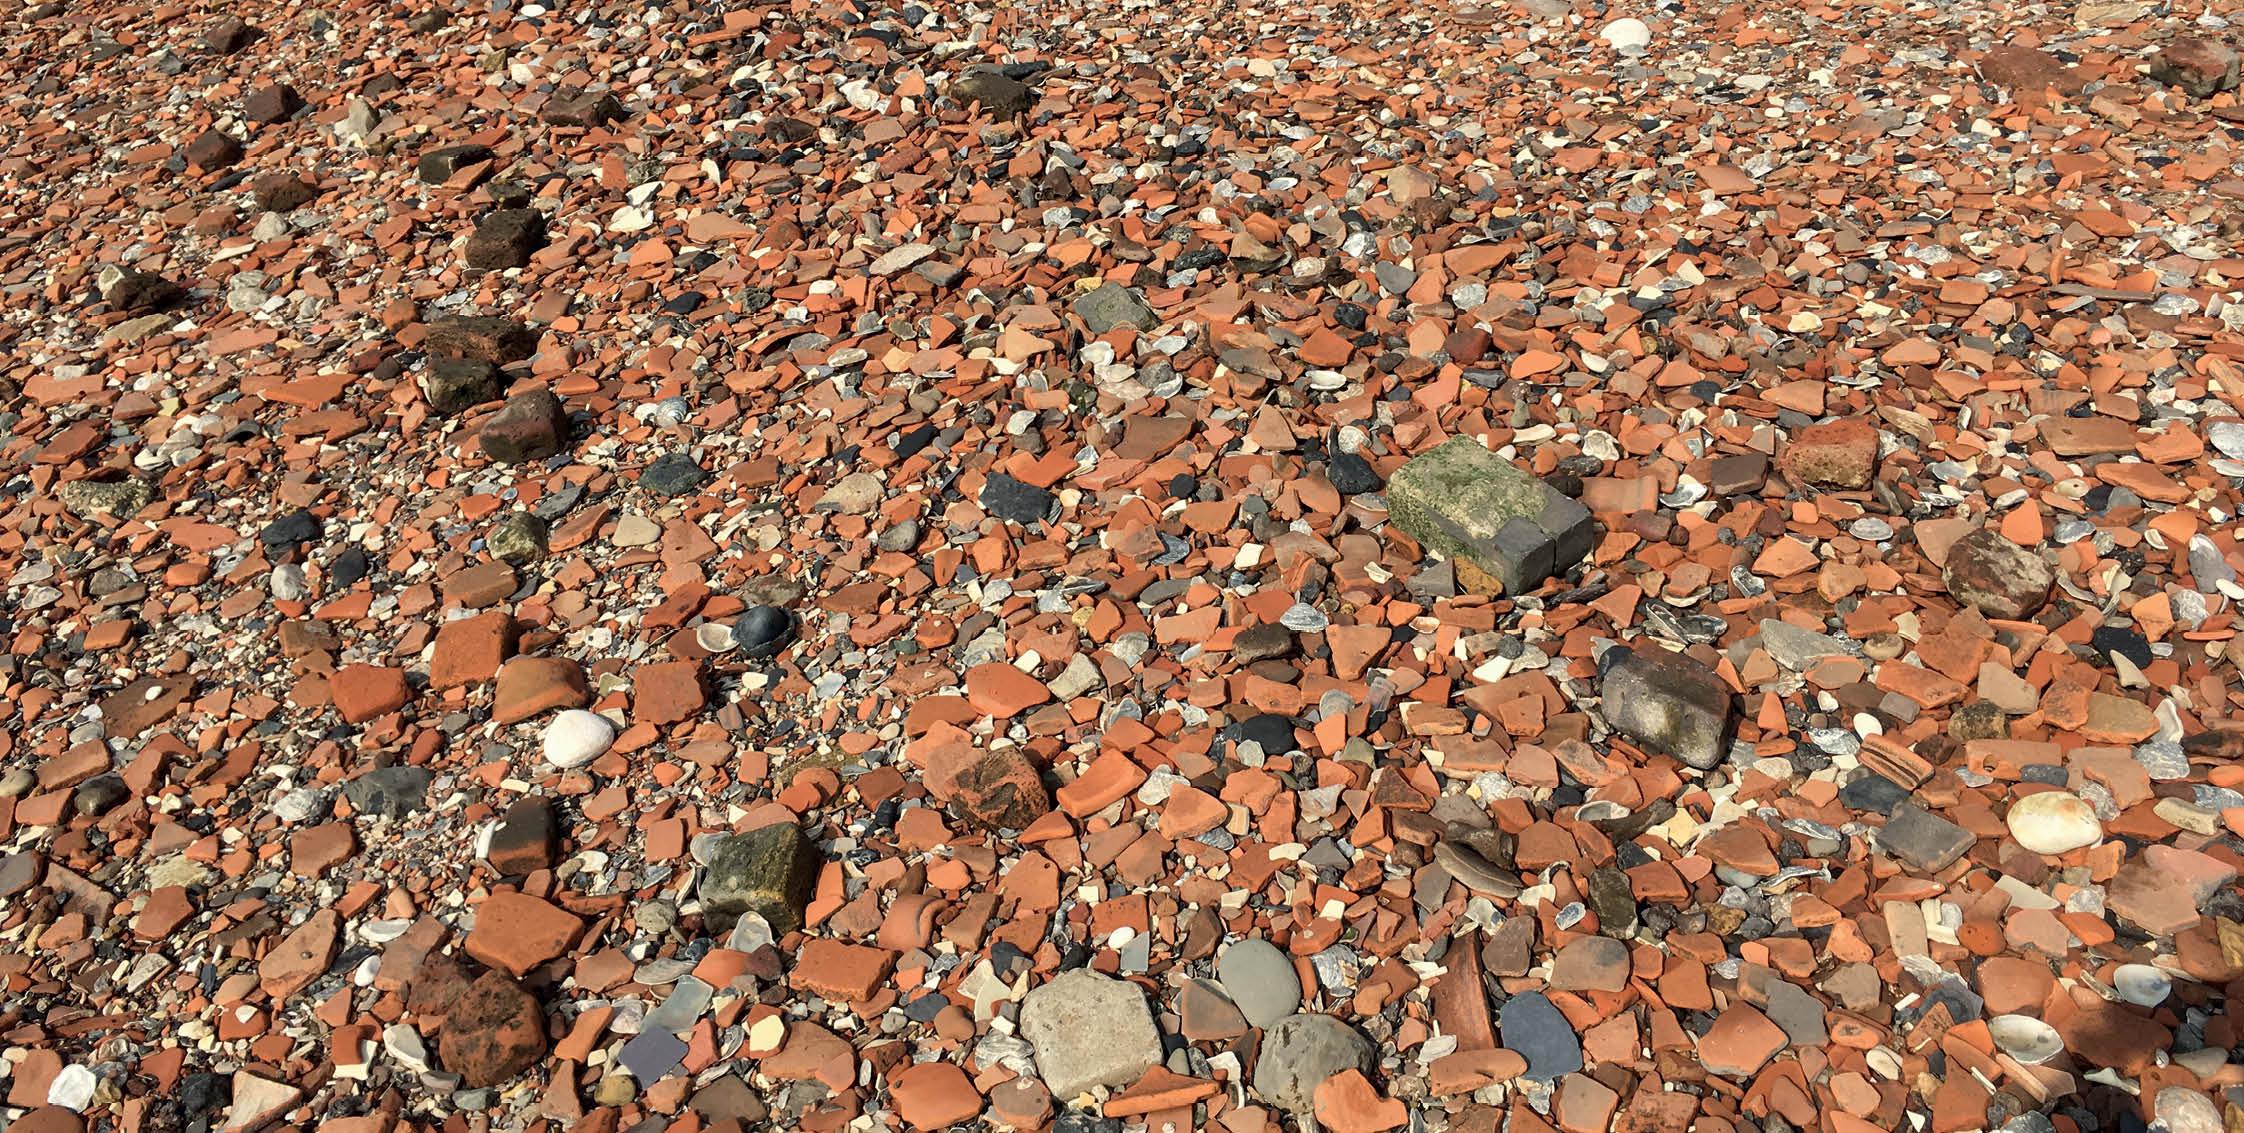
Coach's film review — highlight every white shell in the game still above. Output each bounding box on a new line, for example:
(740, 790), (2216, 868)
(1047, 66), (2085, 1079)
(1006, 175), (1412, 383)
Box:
(2113, 963), (2172, 1007)
(1600, 17), (1652, 54)
(694, 622), (737, 653)
(1988, 1014), (2063, 1065)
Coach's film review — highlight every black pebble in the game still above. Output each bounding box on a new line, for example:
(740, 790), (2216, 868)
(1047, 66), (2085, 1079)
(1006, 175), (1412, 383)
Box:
(979, 472), (1055, 525)
(2090, 625), (2153, 669)
(892, 425), (938, 461)
(328, 545), (370, 591)
(1167, 474), (1199, 499)
(1837, 771), (1907, 815)
(735, 605), (797, 660)
(259, 508), (321, 550)
(1327, 451), (1381, 494)
(1231, 712), (1297, 755)
(640, 453), (709, 496)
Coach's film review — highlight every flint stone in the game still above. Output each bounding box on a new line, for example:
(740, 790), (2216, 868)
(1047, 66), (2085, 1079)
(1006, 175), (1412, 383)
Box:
(1387, 436), (1594, 594)
(1249, 1013), (1373, 1113)
(1500, 991), (1584, 1082)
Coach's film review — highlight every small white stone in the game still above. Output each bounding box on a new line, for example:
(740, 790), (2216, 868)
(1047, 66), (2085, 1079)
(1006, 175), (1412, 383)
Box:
(1601, 17), (1652, 54)
(542, 709), (616, 769)
(2005, 791), (2102, 855)
(48, 1064), (97, 1111)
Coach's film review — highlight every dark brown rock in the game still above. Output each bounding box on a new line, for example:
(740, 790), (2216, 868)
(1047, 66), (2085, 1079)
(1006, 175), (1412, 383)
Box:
(487, 797), (560, 876)
(243, 83), (305, 124)
(437, 971), (550, 1086)
(182, 129), (244, 171)
(543, 89), (625, 126)
(464, 209), (547, 271)
(249, 172), (318, 212)
(478, 390), (569, 464)
(424, 316), (537, 365)
(1941, 529), (2053, 621)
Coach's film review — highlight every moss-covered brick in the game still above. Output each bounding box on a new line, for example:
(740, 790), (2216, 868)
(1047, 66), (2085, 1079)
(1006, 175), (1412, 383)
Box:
(1387, 436), (1595, 594)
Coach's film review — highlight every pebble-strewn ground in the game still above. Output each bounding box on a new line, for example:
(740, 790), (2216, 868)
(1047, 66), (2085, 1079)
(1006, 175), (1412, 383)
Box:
(5, 0), (2244, 1131)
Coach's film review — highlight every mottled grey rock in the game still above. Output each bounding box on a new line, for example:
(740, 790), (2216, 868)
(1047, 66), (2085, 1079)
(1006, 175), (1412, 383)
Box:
(58, 477), (155, 520)
(1215, 939), (1301, 1028)
(1386, 436), (1593, 594)
(487, 511), (550, 565)
(341, 766), (432, 819)
(698, 822), (817, 935)
(1600, 646), (1734, 770)
(1019, 969), (1163, 1101)
(1251, 1013), (1373, 1113)
(1073, 282), (1158, 334)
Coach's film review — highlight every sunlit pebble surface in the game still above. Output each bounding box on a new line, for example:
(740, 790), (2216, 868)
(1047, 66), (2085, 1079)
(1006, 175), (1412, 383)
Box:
(4, 0), (2244, 1132)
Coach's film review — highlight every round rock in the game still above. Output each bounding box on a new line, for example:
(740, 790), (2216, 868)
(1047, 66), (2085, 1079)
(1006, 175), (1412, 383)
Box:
(542, 709), (616, 769)
(1251, 1013), (1373, 1114)
(1216, 938), (1302, 1028)
(2005, 790), (2101, 855)
(1601, 16), (1651, 53)
(2155, 1088), (2222, 1133)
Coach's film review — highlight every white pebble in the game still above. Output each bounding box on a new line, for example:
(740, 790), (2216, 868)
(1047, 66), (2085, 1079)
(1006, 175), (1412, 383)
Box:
(542, 709), (616, 769)
(2005, 791), (2102, 855)
(48, 1064), (97, 1112)
(1601, 17), (1652, 54)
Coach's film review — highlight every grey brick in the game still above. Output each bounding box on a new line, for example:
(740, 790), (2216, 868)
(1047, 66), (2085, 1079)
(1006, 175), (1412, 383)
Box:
(1878, 803), (1976, 872)
(1600, 646), (1733, 770)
